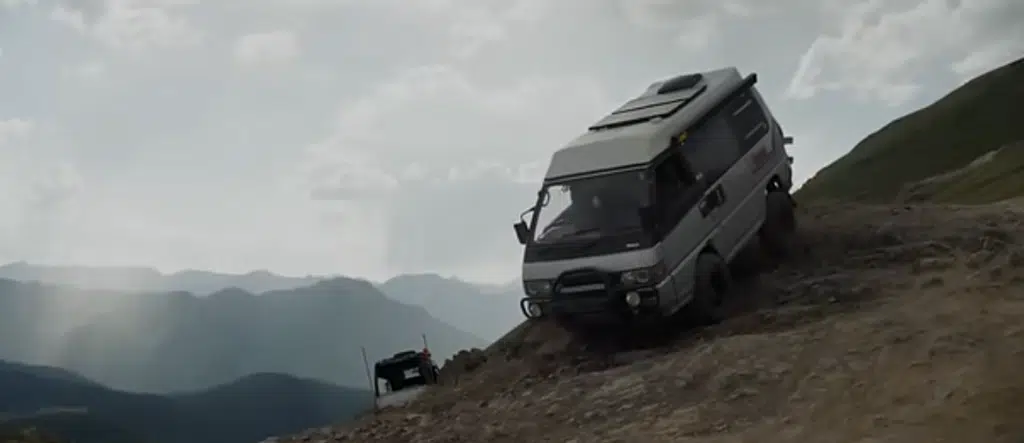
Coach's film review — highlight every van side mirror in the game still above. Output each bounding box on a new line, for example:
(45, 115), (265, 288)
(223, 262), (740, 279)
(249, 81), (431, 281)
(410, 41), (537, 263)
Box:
(513, 221), (530, 245)
(783, 136), (794, 145)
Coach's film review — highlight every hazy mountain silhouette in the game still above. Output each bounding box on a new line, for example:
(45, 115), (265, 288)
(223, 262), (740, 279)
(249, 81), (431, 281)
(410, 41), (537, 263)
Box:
(378, 273), (522, 341)
(0, 277), (485, 393)
(0, 262), (321, 295)
(0, 262), (523, 341)
(0, 359), (370, 443)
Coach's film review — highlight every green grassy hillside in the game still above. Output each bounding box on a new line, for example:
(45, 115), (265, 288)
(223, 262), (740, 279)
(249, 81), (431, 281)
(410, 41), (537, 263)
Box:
(796, 56), (1024, 203)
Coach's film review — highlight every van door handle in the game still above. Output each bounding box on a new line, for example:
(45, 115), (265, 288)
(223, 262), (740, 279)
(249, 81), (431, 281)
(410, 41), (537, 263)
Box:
(698, 185), (725, 217)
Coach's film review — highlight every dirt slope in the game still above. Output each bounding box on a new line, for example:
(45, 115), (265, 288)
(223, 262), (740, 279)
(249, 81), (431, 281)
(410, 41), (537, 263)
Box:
(281, 201), (1024, 443)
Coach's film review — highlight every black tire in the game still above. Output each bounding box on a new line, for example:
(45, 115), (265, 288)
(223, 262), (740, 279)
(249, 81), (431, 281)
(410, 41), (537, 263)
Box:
(761, 190), (797, 259)
(682, 252), (730, 326)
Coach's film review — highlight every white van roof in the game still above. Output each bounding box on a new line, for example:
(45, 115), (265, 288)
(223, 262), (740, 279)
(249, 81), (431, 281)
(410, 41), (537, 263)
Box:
(543, 67), (749, 181)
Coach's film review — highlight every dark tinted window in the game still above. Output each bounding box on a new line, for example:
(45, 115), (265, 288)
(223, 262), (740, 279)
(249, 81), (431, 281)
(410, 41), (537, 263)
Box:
(724, 89), (769, 154)
(677, 111), (742, 183)
(651, 152), (701, 233)
(654, 153), (688, 197)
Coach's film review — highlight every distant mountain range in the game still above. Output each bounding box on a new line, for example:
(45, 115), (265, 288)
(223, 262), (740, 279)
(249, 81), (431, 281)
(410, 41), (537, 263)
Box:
(0, 262), (524, 342)
(0, 262), (321, 295)
(379, 274), (522, 342)
(0, 265), (509, 442)
(0, 277), (486, 393)
(0, 359), (371, 443)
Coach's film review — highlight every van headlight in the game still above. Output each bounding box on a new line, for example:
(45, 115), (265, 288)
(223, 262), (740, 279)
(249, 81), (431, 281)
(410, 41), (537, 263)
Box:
(526, 302), (543, 317)
(620, 263), (667, 286)
(523, 280), (552, 296)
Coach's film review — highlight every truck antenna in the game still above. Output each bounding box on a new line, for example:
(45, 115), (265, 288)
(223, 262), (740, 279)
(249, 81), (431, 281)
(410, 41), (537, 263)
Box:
(360, 346), (375, 409)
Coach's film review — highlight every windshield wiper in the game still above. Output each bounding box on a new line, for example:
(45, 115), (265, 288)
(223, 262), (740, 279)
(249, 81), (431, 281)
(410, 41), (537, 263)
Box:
(574, 237), (603, 252)
(566, 227), (602, 237)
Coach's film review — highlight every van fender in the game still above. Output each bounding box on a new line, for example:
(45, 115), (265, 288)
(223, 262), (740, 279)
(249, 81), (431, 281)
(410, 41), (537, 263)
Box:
(665, 241), (722, 314)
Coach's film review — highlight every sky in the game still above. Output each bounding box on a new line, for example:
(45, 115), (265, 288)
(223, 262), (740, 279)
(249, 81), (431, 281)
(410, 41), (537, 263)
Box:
(0, 0), (1021, 284)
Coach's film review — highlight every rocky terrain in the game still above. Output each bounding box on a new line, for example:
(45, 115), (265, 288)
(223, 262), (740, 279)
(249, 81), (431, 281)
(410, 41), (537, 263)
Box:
(279, 199), (1024, 442)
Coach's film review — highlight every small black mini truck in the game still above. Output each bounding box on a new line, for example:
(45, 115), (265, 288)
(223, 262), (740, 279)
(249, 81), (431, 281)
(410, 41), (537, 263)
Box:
(372, 349), (440, 409)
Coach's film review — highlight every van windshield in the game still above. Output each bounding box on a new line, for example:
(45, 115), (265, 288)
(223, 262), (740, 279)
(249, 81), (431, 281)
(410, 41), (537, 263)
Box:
(532, 170), (652, 244)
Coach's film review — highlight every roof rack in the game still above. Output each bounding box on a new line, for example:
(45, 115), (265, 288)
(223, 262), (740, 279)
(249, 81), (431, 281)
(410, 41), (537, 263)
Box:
(588, 74), (708, 131)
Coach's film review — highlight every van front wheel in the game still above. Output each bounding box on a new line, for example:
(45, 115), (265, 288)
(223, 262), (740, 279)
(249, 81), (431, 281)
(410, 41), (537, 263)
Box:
(761, 190), (797, 259)
(683, 252), (730, 326)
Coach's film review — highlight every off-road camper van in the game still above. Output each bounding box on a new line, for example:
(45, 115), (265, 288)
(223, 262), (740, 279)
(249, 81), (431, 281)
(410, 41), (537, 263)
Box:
(512, 67), (796, 328)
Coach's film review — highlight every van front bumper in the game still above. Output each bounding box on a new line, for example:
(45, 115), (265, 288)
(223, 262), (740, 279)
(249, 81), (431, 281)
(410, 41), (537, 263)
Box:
(519, 285), (663, 324)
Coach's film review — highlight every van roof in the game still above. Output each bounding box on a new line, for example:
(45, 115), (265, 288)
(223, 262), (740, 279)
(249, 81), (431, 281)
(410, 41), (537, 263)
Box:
(543, 67), (749, 182)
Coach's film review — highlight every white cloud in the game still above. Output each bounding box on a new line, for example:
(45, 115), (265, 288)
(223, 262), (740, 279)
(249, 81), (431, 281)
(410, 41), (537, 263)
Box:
(442, 0), (549, 58)
(447, 9), (508, 59)
(26, 160), (84, 210)
(311, 0), (550, 59)
(233, 30), (301, 66)
(0, 119), (34, 145)
(0, 119), (79, 203)
(300, 64), (611, 277)
(0, 119), (86, 264)
(5, 0), (1020, 282)
(303, 143), (399, 201)
(786, 0), (1024, 106)
(302, 64), (610, 198)
(2, 0), (37, 8)
(66, 61), (106, 78)
(951, 39), (1024, 81)
(616, 0), (753, 51)
(50, 5), (89, 32)
(672, 15), (719, 53)
(50, 1), (203, 50)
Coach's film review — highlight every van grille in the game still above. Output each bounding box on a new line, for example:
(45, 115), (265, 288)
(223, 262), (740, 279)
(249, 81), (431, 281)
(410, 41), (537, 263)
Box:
(533, 268), (657, 321)
(556, 269), (607, 289)
(552, 269), (614, 312)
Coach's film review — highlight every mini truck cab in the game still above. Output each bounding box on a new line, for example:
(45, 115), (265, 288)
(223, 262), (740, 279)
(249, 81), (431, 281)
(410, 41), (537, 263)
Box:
(372, 349), (440, 409)
(513, 67), (797, 328)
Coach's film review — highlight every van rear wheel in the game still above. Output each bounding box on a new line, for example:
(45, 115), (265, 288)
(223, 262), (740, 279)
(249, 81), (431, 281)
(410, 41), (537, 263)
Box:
(683, 252), (730, 326)
(761, 190), (797, 259)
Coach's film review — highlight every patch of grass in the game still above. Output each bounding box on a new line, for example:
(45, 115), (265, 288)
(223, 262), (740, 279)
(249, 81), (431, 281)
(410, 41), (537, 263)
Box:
(796, 56), (1024, 203)
(927, 145), (1024, 204)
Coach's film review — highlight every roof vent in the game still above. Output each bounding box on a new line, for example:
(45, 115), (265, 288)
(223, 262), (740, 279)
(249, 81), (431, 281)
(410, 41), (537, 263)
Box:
(657, 73), (703, 94)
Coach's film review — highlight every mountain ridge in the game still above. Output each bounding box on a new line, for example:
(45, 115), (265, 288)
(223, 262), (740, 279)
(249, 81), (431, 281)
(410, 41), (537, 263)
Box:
(0, 262), (522, 341)
(0, 359), (371, 443)
(0, 277), (485, 393)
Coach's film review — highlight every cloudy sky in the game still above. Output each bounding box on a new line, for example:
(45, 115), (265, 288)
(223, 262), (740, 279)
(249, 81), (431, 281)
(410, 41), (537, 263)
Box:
(0, 0), (1020, 283)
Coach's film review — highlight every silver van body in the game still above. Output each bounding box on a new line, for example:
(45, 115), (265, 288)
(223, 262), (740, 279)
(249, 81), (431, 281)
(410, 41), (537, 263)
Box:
(514, 67), (794, 325)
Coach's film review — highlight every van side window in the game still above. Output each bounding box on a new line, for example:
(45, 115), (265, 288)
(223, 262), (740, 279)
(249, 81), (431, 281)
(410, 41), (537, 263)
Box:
(654, 153), (686, 202)
(652, 152), (698, 227)
(724, 88), (769, 154)
(678, 111), (741, 184)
